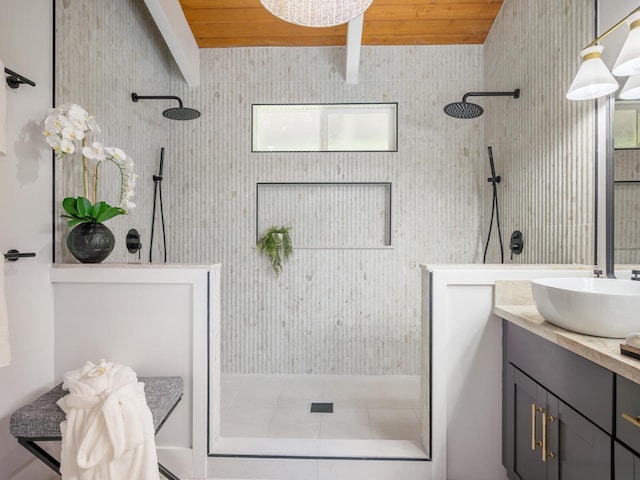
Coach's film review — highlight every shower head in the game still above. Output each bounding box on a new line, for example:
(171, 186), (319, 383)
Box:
(443, 89), (520, 119)
(131, 93), (201, 121)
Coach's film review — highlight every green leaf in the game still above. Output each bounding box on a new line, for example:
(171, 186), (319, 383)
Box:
(62, 197), (79, 216)
(76, 197), (92, 217)
(95, 206), (125, 223)
(91, 201), (109, 219)
(66, 218), (85, 227)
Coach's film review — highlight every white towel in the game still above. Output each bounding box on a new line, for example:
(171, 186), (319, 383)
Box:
(0, 59), (6, 155)
(0, 263), (11, 367)
(57, 360), (158, 480)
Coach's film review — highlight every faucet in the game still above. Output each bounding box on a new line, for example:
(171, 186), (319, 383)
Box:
(632, 270), (640, 281)
(593, 269), (603, 278)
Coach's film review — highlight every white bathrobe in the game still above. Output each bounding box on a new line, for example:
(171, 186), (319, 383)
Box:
(57, 360), (159, 480)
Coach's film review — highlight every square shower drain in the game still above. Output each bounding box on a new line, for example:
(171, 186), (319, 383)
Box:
(310, 402), (333, 413)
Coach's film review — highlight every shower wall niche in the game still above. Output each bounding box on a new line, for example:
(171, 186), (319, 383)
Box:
(256, 182), (392, 248)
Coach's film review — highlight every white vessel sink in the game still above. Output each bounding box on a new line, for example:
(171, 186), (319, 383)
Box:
(531, 277), (640, 338)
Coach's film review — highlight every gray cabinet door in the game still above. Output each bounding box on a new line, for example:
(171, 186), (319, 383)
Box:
(510, 367), (546, 480)
(507, 366), (612, 480)
(615, 441), (640, 480)
(546, 392), (611, 480)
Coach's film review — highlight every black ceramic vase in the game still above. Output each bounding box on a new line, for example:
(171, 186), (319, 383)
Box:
(66, 222), (115, 263)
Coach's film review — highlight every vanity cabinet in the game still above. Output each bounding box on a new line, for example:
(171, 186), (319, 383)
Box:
(616, 442), (640, 479)
(503, 322), (614, 480)
(615, 376), (640, 479)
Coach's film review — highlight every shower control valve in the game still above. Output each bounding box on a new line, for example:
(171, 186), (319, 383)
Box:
(510, 230), (524, 260)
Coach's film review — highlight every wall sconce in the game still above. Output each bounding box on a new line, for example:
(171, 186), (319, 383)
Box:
(567, 7), (640, 100)
(259, 0), (373, 27)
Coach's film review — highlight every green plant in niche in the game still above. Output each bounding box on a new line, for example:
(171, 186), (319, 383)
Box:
(256, 226), (293, 276)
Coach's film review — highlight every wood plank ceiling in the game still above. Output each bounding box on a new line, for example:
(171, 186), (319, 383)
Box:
(179, 0), (504, 48)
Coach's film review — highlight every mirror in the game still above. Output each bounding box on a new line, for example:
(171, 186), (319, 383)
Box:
(601, 0), (640, 276)
(613, 101), (640, 269)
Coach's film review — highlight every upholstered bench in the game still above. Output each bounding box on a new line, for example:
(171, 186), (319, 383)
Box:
(10, 376), (183, 480)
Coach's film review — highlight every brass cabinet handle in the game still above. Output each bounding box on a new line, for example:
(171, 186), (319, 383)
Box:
(622, 412), (640, 428)
(542, 411), (547, 461)
(542, 414), (554, 462)
(531, 404), (543, 450)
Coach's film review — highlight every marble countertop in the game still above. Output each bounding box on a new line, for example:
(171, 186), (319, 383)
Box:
(493, 280), (640, 385)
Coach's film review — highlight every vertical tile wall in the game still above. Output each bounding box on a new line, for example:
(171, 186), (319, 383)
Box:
(614, 149), (640, 264)
(55, 0), (179, 263)
(55, 0), (485, 374)
(483, 0), (596, 265)
(192, 46), (485, 374)
(55, 0), (599, 374)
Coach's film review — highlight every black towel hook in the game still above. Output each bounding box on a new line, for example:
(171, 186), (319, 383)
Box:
(4, 68), (36, 89)
(4, 249), (36, 261)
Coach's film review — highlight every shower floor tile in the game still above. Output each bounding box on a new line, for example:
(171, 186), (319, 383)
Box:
(220, 374), (421, 444)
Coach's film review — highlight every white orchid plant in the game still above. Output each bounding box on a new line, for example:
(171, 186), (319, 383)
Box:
(43, 103), (137, 226)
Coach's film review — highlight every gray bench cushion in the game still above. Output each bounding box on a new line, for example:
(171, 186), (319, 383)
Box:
(10, 376), (183, 439)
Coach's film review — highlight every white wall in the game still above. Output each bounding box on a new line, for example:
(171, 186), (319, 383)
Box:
(0, 1), (55, 479)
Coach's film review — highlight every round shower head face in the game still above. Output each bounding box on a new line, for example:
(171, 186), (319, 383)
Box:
(443, 102), (484, 119)
(163, 107), (201, 121)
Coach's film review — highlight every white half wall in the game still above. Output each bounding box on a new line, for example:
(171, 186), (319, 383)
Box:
(425, 265), (593, 480)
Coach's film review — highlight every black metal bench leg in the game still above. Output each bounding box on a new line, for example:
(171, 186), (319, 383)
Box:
(158, 461), (181, 480)
(19, 438), (180, 479)
(17, 438), (61, 475)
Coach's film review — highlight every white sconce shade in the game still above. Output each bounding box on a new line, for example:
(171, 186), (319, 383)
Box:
(612, 12), (640, 77)
(620, 74), (640, 99)
(566, 46), (619, 100)
(259, 0), (373, 27)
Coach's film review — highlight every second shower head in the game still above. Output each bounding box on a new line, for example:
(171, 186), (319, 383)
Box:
(131, 93), (201, 120)
(444, 89), (520, 119)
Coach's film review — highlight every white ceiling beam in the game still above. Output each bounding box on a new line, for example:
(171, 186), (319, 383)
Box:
(143, 0), (200, 86)
(345, 14), (364, 85)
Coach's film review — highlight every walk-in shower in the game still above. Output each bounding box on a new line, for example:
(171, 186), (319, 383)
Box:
(131, 93), (201, 120)
(443, 89), (520, 118)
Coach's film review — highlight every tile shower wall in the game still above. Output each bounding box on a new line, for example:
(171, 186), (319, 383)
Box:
(195, 46), (485, 374)
(56, 0), (485, 374)
(483, 0), (596, 265)
(55, 0), (180, 264)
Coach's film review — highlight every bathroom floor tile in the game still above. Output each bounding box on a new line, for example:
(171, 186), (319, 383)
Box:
(221, 404), (275, 438)
(267, 406), (322, 439)
(221, 373), (421, 444)
(318, 407), (372, 439)
(368, 408), (422, 442)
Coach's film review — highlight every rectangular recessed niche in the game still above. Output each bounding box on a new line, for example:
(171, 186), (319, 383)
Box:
(310, 402), (334, 413)
(252, 103), (398, 152)
(256, 182), (392, 249)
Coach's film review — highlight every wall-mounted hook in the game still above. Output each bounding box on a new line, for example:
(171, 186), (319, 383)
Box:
(4, 68), (36, 89)
(4, 249), (36, 261)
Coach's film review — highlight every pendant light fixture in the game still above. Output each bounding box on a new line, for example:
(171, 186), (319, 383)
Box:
(620, 74), (640, 100)
(259, 0), (373, 27)
(567, 7), (640, 101)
